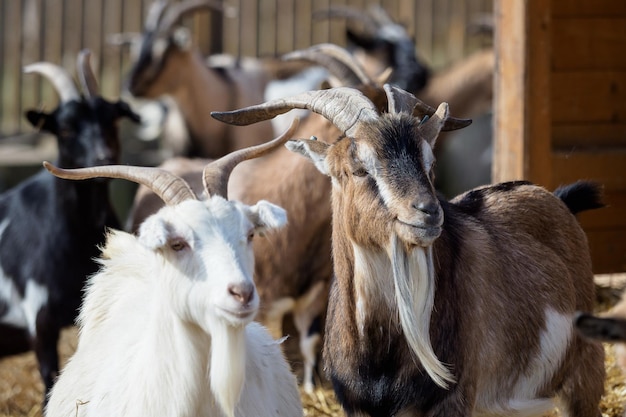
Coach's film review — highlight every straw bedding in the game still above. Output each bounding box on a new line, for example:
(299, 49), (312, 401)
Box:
(2, 278), (625, 417)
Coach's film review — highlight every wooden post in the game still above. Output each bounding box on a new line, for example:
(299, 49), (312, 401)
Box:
(493, 0), (552, 186)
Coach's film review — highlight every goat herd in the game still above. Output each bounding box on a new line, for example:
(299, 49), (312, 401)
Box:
(0, 1), (623, 417)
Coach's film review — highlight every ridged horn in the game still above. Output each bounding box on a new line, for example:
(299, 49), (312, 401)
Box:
(382, 84), (472, 131)
(212, 87), (379, 137)
(157, 0), (225, 35)
(145, 0), (168, 32)
(43, 162), (197, 206)
(23, 62), (79, 103)
(203, 117), (300, 198)
(77, 49), (99, 99)
(282, 43), (372, 87)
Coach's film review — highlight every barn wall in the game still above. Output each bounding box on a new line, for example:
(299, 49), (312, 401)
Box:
(0, 0), (493, 137)
(494, 0), (626, 273)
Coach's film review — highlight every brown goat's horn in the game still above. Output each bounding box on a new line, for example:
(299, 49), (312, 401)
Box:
(382, 84), (472, 131)
(203, 117), (300, 198)
(24, 63), (80, 103)
(158, 0), (225, 35)
(212, 87), (379, 137)
(282, 43), (372, 87)
(43, 162), (197, 206)
(77, 49), (99, 99)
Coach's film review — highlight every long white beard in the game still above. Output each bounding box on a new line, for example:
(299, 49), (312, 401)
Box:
(209, 321), (246, 417)
(389, 234), (455, 388)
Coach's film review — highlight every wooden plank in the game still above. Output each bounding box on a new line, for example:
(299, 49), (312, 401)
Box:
(551, 149), (626, 192)
(62, 0), (83, 70)
(552, 18), (626, 71)
(551, 71), (626, 124)
(20, 0), (43, 131)
(275, 0), (296, 55)
(552, 0), (626, 18)
(41, 0), (64, 106)
(493, 0), (552, 186)
(257, 0), (277, 56)
(100, 0), (123, 98)
(553, 122), (626, 149)
(586, 228), (626, 274)
(1, 0), (22, 134)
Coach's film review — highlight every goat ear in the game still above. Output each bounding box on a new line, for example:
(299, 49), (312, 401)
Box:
(418, 102), (448, 147)
(25, 110), (56, 133)
(137, 215), (170, 250)
(285, 139), (331, 175)
(172, 27), (192, 51)
(247, 200), (287, 235)
(116, 100), (141, 124)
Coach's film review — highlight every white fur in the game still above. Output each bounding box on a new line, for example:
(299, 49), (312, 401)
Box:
(45, 198), (302, 417)
(0, 219), (49, 333)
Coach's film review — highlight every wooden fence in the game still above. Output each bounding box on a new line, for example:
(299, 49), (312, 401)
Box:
(0, 0), (493, 137)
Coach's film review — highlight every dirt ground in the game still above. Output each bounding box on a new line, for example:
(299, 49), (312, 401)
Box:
(2, 274), (626, 417)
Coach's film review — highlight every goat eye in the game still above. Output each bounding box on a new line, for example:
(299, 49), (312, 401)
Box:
(352, 167), (368, 177)
(169, 239), (187, 252)
(247, 231), (255, 243)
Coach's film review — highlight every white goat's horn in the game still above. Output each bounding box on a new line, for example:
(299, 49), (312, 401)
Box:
(43, 162), (197, 206)
(203, 117), (300, 198)
(77, 49), (99, 99)
(24, 62), (80, 103)
(212, 87), (379, 137)
(158, 0), (225, 35)
(282, 43), (372, 87)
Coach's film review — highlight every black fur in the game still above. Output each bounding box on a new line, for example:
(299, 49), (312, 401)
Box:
(554, 180), (604, 215)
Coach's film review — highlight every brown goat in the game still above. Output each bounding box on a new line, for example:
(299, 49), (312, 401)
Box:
(121, 0), (274, 158)
(214, 84), (605, 417)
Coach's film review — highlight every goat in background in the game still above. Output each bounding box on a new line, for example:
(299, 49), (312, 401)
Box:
(0, 50), (140, 397)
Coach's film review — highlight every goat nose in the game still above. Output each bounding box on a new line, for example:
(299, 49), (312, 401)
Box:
(413, 200), (439, 216)
(228, 282), (255, 305)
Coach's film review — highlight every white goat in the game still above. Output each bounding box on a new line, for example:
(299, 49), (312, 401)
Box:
(42, 121), (303, 417)
(212, 85), (606, 417)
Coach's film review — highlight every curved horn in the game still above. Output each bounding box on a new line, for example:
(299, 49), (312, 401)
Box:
(212, 87), (379, 137)
(158, 0), (225, 35)
(145, 0), (169, 32)
(203, 117), (300, 198)
(43, 162), (197, 206)
(77, 49), (99, 98)
(282, 43), (372, 87)
(381, 84), (472, 131)
(24, 63), (79, 103)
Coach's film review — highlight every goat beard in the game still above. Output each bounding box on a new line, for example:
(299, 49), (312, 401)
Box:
(389, 234), (455, 389)
(208, 320), (246, 417)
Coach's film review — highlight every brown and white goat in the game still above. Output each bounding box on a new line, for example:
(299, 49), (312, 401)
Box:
(213, 85), (605, 417)
(121, 0), (274, 158)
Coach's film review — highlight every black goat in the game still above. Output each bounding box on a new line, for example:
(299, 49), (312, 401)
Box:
(0, 50), (139, 398)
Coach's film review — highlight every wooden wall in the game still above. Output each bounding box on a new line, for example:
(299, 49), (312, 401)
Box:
(494, 0), (626, 273)
(0, 0), (492, 138)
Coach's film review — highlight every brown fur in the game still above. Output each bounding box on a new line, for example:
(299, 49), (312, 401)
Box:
(127, 35), (274, 158)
